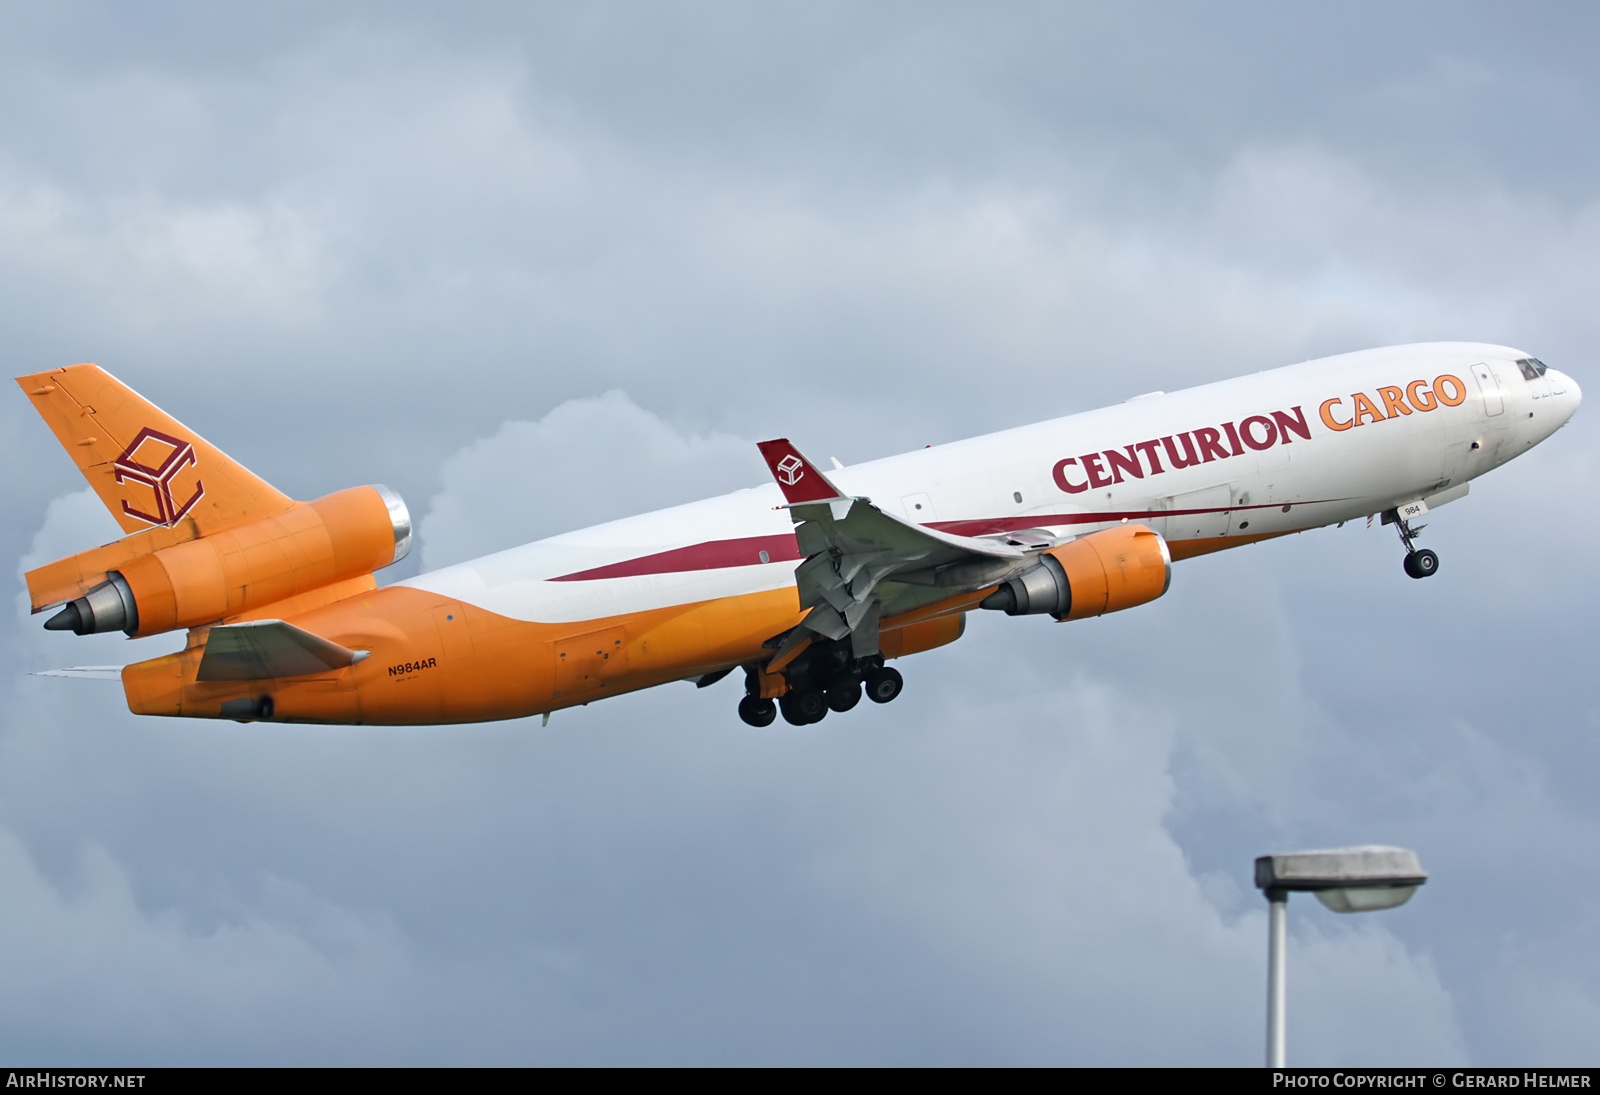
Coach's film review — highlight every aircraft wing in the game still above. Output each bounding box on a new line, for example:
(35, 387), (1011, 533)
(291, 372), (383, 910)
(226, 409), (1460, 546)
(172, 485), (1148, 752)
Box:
(756, 439), (1028, 656)
(197, 619), (369, 681)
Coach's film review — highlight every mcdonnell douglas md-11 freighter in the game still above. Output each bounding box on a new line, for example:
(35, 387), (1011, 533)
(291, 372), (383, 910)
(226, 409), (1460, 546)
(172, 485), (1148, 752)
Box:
(18, 343), (1581, 727)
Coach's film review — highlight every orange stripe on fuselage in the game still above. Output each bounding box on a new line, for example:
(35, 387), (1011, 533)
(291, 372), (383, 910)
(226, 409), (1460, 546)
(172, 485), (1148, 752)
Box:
(123, 521), (1303, 725)
(125, 583), (813, 725)
(1166, 529), (1294, 560)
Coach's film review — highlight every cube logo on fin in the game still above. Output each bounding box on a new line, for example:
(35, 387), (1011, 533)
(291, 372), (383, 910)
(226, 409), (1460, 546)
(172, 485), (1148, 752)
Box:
(113, 427), (204, 527)
(756, 438), (843, 504)
(776, 455), (805, 485)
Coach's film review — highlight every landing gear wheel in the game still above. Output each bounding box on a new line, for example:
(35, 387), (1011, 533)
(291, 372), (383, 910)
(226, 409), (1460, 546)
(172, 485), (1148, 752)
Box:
(1392, 510), (1438, 580)
(1403, 548), (1439, 580)
(780, 690), (828, 725)
(738, 695), (777, 727)
(864, 666), (903, 704)
(825, 678), (863, 713)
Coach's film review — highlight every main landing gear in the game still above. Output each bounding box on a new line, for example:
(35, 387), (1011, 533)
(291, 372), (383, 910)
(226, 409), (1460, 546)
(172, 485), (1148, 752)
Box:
(734, 639), (905, 727)
(737, 694), (778, 727)
(1392, 511), (1440, 580)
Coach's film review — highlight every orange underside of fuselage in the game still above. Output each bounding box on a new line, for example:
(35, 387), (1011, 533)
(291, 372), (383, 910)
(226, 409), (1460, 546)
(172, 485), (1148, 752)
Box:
(124, 581), (811, 724)
(120, 529), (1289, 724)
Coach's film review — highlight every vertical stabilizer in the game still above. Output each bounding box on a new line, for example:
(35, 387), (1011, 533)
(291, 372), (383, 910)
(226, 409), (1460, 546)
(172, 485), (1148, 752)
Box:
(16, 364), (295, 537)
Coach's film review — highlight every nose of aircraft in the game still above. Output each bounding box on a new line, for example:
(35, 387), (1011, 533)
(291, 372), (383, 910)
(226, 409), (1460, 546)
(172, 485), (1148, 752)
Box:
(1550, 368), (1583, 423)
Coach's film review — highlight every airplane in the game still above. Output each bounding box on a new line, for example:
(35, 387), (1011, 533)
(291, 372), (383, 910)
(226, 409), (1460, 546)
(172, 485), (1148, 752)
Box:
(17, 342), (1580, 728)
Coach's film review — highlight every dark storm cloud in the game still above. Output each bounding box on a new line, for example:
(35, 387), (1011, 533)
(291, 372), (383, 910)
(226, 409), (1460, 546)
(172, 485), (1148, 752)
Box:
(1, 0), (1597, 1064)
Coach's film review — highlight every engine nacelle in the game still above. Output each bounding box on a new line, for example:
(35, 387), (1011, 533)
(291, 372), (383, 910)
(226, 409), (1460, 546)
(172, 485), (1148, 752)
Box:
(880, 613), (966, 660)
(981, 522), (1171, 621)
(45, 485), (410, 637)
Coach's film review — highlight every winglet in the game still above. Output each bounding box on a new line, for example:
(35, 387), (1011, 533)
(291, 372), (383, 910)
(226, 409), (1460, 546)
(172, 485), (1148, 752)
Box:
(756, 439), (847, 505)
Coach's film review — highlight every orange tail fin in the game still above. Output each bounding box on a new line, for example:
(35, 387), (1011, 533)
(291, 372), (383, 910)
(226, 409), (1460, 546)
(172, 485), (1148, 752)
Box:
(16, 364), (294, 537)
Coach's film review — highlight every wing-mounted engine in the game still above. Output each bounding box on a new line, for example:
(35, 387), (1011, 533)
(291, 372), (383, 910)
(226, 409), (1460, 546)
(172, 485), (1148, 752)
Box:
(34, 484), (410, 637)
(979, 521), (1172, 620)
(746, 437), (1176, 728)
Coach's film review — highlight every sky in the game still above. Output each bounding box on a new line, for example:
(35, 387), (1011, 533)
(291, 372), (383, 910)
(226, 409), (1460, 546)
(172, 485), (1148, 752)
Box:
(1, 1), (1598, 1065)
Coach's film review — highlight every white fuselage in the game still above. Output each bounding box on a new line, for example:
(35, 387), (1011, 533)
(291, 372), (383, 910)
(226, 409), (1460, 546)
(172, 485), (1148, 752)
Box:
(404, 343), (1580, 623)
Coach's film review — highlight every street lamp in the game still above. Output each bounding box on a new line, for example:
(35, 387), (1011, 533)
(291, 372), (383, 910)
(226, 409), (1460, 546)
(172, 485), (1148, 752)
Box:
(1254, 845), (1428, 1068)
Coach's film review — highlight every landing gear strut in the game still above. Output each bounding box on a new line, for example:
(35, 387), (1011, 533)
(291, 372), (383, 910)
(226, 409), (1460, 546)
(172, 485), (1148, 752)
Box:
(735, 639), (906, 726)
(1393, 512), (1439, 580)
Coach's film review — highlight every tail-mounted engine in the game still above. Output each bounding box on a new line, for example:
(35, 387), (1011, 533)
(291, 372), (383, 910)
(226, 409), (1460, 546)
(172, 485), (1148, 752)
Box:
(42, 485), (410, 637)
(981, 522), (1171, 621)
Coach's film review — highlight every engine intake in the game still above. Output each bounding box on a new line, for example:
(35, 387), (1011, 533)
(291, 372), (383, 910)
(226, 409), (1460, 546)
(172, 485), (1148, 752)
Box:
(45, 485), (410, 637)
(981, 522), (1171, 621)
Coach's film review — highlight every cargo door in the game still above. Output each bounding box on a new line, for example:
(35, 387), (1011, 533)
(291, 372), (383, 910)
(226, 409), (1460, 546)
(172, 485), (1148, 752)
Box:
(428, 603), (478, 711)
(553, 627), (628, 700)
(1471, 362), (1504, 417)
(1158, 485), (1233, 541)
(431, 603), (476, 663)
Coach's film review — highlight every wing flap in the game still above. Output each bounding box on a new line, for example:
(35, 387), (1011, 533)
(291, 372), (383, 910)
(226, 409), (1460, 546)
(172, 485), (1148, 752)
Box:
(197, 619), (368, 681)
(757, 438), (1030, 656)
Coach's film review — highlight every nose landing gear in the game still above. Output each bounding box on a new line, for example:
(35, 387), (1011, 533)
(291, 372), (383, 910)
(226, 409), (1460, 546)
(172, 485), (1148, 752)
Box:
(1390, 510), (1440, 580)
(1402, 548), (1439, 579)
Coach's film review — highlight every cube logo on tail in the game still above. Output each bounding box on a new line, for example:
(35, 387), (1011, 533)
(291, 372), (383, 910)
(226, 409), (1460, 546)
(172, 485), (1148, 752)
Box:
(776, 455), (805, 485)
(113, 427), (205, 527)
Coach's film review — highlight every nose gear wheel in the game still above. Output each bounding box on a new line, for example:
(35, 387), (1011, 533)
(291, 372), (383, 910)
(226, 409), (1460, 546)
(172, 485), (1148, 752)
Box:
(1403, 548), (1439, 579)
(1390, 508), (1440, 580)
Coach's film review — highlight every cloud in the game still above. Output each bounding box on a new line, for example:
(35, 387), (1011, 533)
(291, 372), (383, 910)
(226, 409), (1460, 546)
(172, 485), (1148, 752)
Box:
(0, 829), (414, 1065)
(418, 391), (765, 569)
(0, 1), (1596, 1065)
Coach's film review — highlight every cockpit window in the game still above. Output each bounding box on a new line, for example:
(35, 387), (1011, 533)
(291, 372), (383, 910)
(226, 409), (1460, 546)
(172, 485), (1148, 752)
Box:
(1515, 357), (1548, 381)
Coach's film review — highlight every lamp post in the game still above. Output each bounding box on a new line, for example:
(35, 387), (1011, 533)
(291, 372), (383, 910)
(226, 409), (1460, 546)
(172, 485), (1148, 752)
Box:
(1254, 845), (1427, 1068)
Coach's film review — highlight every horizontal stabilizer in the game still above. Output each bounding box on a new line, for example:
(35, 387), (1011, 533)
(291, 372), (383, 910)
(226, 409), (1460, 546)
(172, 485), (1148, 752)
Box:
(30, 666), (124, 681)
(197, 620), (368, 681)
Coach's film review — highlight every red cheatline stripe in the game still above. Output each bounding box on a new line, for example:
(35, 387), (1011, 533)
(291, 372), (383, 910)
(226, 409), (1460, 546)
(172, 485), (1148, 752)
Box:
(930, 498), (1347, 537)
(548, 534), (803, 582)
(548, 498), (1351, 581)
